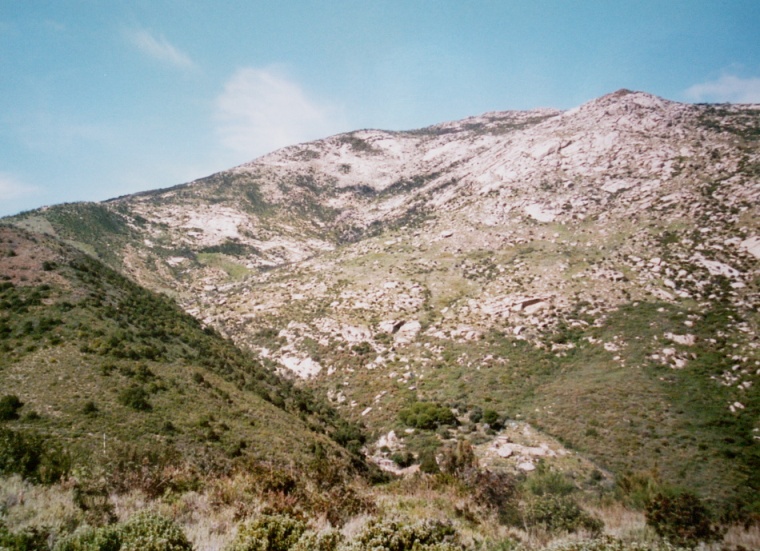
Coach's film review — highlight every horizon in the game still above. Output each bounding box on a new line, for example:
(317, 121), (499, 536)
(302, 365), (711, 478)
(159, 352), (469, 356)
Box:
(2, 1), (760, 217)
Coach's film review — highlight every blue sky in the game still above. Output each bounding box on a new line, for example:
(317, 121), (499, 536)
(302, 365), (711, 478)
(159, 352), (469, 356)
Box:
(2, 1), (760, 217)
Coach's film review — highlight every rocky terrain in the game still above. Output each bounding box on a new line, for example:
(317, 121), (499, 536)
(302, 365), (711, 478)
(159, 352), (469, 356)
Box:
(6, 89), (760, 512)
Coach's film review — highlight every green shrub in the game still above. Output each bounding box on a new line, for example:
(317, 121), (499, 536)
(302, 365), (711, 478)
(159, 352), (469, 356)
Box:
(615, 471), (662, 510)
(522, 495), (603, 535)
(55, 512), (190, 551)
(398, 402), (457, 430)
(291, 529), (343, 551)
(524, 467), (575, 497)
(0, 427), (42, 479)
(0, 394), (23, 421)
(482, 409), (501, 429)
(468, 408), (483, 423)
(390, 451), (415, 468)
(645, 491), (723, 547)
(351, 341), (373, 356)
(419, 448), (440, 474)
(117, 511), (192, 551)
(73, 480), (117, 525)
(439, 440), (477, 476)
(54, 525), (121, 551)
(0, 427), (70, 483)
(0, 519), (50, 551)
(226, 514), (307, 551)
(344, 519), (462, 551)
(331, 422), (366, 453)
(118, 386), (152, 411)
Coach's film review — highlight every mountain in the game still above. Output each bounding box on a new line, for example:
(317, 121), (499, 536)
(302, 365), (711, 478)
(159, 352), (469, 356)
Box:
(5, 90), (760, 514)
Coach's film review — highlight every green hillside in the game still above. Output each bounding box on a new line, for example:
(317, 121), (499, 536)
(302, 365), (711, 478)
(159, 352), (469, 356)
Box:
(0, 225), (368, 488)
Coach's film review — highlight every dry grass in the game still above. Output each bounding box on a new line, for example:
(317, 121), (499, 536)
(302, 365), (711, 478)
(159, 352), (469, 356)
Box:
(586, 502), (657, 544)
(4, 471), (760, 550)
(0, 475), (81, 537)
(721, 523), (760, 551)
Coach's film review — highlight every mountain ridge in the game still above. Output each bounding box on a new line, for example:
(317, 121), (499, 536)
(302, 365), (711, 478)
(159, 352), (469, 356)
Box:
(4, 89), (759, 513)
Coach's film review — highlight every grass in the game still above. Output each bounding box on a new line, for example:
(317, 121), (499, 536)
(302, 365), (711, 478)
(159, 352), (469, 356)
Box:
(196, 252), (251, 280)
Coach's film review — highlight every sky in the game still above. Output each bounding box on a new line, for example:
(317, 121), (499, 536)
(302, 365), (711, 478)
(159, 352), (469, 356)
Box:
(2, 1), (760, 217)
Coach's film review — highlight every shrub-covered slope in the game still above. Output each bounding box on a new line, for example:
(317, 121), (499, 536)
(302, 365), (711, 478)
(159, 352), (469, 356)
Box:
(0, 225), (367, 484)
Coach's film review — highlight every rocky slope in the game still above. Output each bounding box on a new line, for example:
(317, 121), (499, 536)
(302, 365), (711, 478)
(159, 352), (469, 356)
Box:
(6, 89), (760, 510)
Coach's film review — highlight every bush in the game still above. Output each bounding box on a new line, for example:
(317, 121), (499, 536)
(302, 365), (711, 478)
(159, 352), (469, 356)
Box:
(645, 491), (723, 547)
(344, 519), (462, 551)
(398, 402), (457, 430)
(291, 529), (343, 551)
(390, 451), (415, 468)
(0, 394), (23, 421)
(482, 409), (502, 429)
(54, 525), (121, 551)
(0, 426), (70, 483)
(226, 514), (307, 551)
(1, 520), (50, 551)
(118, 386), (152, 411)
(331, 422), (366, 454)
(0, 427), (39, 477)
(117, 511), (192, 551)
(419, 448), (440, 474)
(615, 471), (661, 509)
(55, 512), (190, 551)
(522, 495), (603, 535)
(468, 407), (483, 424)
(524, 466), (575, 497)
(439, 440), (477, 476)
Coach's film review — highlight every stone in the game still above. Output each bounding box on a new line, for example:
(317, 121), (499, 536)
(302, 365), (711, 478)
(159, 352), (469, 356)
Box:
(394, 320), (421, 345)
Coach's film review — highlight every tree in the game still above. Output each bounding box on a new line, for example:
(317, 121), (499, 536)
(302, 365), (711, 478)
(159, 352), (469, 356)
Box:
(0, 395), (23, 421)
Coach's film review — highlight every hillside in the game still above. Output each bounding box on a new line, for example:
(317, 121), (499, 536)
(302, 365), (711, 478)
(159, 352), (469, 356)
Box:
(0, 224), (369, 491)
(5, 90), (760, 516)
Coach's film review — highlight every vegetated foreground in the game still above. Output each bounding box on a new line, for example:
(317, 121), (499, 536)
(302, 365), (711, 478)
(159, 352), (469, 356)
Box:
(1, 90), (759, 549)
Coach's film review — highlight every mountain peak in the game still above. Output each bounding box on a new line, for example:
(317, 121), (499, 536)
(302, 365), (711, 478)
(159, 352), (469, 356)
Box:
(588, 88), (673, 110)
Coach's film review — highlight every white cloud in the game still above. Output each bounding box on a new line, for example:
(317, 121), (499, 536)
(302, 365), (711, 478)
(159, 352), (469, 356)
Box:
(127, 29), (196, 70)
(0, 173), (38, 201)
(214, 67), (346, 157)
(685, 74), (760, 104)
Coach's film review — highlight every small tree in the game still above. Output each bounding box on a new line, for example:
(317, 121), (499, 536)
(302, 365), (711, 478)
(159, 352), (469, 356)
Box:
(0, 395), (23, 421)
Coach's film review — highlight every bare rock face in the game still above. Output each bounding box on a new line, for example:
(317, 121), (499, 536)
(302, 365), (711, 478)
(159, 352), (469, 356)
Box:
(394, 320), (421, 345)
(741, 236), (760, 259)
